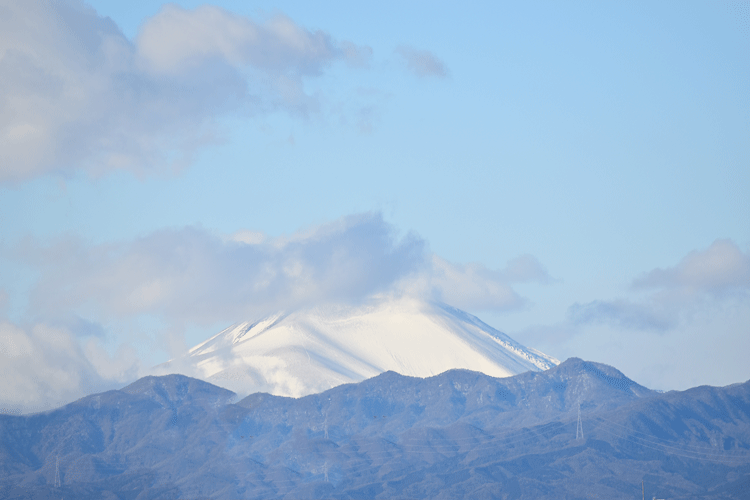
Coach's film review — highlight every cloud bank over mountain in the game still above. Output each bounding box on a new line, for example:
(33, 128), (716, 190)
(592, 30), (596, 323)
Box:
(0, 0), (371, 182)
(15, 213), (547, 328)
(1, 213), (555, 411)
(3, 211), (747, 408)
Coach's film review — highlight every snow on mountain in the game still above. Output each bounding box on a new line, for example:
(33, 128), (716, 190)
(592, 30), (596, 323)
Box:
(155, 295), (558, 398)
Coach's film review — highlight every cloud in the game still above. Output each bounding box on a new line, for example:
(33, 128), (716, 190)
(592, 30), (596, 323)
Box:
(395, 45), (448, 78)
(567, 299), (675, 331)
(426, 257), (524, 311)
(517, 241), (750, 390)
(136, 5), (370, 76)
(17, 213), (425, 325)
(0, 1), (371, 183)
(567, 239), (750, 333)
(53, 314), (108, 338)
(502, 254), (554, 284)
(3, 213), (554, 409)
(417, 254), (553, 312)
(0, 320), (141, 413)
(526, 298), (750, 391)
(228, 229), (266, 245)
(632, 239), (750, 295)
(12, 213), (550, 327)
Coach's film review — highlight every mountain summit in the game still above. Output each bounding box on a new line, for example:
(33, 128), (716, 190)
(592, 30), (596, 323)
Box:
(156, 296), (558, 398)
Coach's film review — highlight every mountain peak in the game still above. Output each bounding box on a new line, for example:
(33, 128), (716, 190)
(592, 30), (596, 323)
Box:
(550, 357), (654, 398)
(155, 296), (558, 399)
(122, 374), (235, 408)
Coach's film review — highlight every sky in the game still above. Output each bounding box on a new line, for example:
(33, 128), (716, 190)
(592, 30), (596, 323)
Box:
(1, 0), (749, 412)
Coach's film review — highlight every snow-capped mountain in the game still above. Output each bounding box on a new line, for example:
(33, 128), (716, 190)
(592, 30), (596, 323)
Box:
(155, 296), (558, 398)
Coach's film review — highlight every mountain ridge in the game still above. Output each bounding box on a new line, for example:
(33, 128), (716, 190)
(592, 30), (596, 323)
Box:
(3, 358), (749, 499)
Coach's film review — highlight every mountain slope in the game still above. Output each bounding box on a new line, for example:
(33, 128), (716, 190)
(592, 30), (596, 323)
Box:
(156, 296), (558, 398)
(3, 359), (749, 499)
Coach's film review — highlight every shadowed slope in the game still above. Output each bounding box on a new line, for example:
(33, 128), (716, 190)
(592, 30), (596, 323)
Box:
(1, 359), (749, 499)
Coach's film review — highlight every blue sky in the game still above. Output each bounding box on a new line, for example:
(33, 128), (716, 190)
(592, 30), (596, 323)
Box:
(1, 0), (749, 410)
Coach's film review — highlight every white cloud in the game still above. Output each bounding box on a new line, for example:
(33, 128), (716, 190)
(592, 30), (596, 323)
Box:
(136, 5), (368, 76)
(0, 320), (141, 413)
(426, 256), (524, 311)
(17, 213), (426, 325)
(11, 213), (549, 329)
(0, 1), (371, 183)
(395, 45), (448, 78)
(632, 239), (750, 294)
(569, 240), (750, 332)
(415, 254), (552, 312)
(228, 229), (267, 245)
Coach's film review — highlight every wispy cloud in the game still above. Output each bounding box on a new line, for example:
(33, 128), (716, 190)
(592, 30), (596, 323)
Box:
(502, 254), (554, 284)
(0, 1), (371, 183)
(425, 256), (525, 311)
(518, 240), (750, 390)
(416, 254), (553, 312)
(569, 240), (750, 332)
(567, 299), (675, 331)
(395, 45), (448, 78)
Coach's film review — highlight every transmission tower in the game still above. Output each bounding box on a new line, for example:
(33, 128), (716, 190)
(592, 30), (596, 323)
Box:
(324, 411), (329, 440)
(324, 461), (329, 483)
(576, 402), (584, 440)
(54, 455), (61, 488)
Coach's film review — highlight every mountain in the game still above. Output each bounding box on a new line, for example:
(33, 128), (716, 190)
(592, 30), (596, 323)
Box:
(155, 296), (558, 398)
(2, 359), (749, 499)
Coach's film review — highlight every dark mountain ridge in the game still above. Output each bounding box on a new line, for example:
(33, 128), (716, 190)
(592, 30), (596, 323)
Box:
(1, 358), (749, 499)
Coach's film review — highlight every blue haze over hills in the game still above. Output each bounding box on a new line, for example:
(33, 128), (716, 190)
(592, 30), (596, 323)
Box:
(1, 358), (749, 499)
